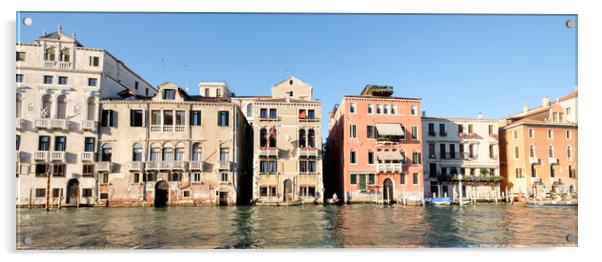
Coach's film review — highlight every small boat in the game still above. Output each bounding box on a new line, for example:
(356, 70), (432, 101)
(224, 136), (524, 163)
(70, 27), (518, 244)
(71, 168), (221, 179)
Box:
(285, 199), (303, 206)
(526, 199), (578, 207)
(426, 197), (452, 206)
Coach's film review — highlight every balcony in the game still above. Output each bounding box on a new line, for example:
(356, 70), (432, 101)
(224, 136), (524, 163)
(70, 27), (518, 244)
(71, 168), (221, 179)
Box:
(529, 157), (540, 165)
(377, 163), (403, 173)
(461, 152), (478, 160)
(44, 61), (72, 69)
(218, 161), (232, 171)
(298, 117), (320, 123)
(299, 147), (319, 158)
(428, 131), (436, 136)
(259, 116), (281, 122)
(258, 173), (279, 185)
(163, 126), (173, 132)
(439, 131), (448, 137)
(259, 147), (279, 157)
(16, 118), (22, 130)
(549, 157), (559, 165)
(95, 161), (112, 173)
(34, 151), (49, 161)
(298, 173), (318, 185)
(81, 152), (95, 162)
(81, 120), (96, 131)
(50, 119), (68, 130)
(50, 151), (66, 162)
(34, 119), (50, 129)
(439, 152), (458, 160)
(146, 161), (160, 170)
(189, 161), (203, 171)
(128, 161), (145, 171)
(175, 125), (186, 132)
(171, 161), (188, 170)
(150, 125), (161, 132)
(146, 161), (187, 171)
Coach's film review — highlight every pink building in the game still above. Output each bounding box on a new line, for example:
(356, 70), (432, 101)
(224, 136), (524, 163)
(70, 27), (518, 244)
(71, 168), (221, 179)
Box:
(326, 85), (424, 203)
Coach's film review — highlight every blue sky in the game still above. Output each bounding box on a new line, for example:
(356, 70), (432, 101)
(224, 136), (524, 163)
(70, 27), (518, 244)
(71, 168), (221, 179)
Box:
(17, 13), (577, 137)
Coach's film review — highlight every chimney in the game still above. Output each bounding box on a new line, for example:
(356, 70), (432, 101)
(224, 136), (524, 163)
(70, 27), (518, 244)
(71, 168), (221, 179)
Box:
(477, 112), (483, 119)
(522, 104), (528, 114)
(542, 96), (549, 107)
(422, 110), (426, 117)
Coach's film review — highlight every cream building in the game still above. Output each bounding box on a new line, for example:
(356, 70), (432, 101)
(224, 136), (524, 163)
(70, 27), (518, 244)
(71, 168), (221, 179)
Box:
(16, 26), (155, 207)
(422, 115), (501, 201)
(97, 82), (251, 206)
(232, 76), (324, 204)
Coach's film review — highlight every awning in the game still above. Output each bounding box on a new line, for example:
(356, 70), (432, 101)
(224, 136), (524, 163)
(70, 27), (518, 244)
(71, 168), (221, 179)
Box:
(377, 151), (404, 161)
(375, 123), (405, 136)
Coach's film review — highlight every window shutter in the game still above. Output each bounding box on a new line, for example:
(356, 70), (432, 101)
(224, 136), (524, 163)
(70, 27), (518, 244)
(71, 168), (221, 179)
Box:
(111, 110), (118, 127)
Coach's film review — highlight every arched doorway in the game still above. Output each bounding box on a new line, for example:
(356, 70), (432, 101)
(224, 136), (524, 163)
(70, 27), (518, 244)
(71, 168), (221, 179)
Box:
(66, 179), (79, 206)
(283, 179), (292, 202)
(154, 180), (169, 207)
(383, 178), (394, 203)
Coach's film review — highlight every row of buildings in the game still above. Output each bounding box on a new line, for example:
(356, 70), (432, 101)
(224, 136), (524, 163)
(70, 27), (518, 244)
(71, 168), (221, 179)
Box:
(15, 28), (577, 207)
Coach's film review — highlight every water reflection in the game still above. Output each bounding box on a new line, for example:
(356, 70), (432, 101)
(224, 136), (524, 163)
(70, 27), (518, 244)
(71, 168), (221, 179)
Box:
(16, 204), (577, 249)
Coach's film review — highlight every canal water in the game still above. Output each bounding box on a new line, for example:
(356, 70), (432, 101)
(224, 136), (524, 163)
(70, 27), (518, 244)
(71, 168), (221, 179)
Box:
(16, 204), (577, 249)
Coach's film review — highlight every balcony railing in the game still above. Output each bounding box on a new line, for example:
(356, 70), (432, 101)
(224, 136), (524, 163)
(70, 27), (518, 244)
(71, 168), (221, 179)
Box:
(43, 61), (72, 69)
(58, 62), (72, 69)
(439, 152), (458, 160)
(298, 117), (320, 123)
(150, 125), (161, 132)
(146, 161), (188, 170)
(50, 151), (66, 162)
(50, 119), (68, 130)
(81, 120), (96, 131)
(95, 161), (112, 173)
(81, 152), (95, 162)
(259, 116), (281, 121)
(16, 118), (22, 130)
(34, 151), (49, 161)
(189, 161), (203, 171)
(219, 161), (231, 171)
(299, 147), (319, 158)
(461, 152), (478, 160)
(128, 161), (145, 171)
(529, 157), (540, 165)
(146, 161), (160, 170)
(259, 147), (279, 157)
(377, 163), (403, 173)
(172, 161), (188, 170)
(175, 125), (186, 132)
(34, 119), (50, 129)
(163, 126), (173, 132)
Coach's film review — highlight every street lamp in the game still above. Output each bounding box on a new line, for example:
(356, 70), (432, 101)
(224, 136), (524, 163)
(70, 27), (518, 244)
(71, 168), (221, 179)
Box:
(457, 174), (463, 207)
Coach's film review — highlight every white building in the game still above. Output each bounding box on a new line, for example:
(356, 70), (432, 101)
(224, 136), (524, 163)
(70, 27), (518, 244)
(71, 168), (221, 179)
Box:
(422, 115), (501, 201)
(16, 26), (156, 207)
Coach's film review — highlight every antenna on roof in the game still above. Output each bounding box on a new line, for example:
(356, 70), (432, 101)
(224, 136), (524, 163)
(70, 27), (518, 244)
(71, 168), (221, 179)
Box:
(43, 28), (47, 35)
(57, 23), (62, 32)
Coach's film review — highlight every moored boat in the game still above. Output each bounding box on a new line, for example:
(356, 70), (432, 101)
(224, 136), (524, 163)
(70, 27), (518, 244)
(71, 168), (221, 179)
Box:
(526, 199), (578, 207)
(426, 197), (452, 206)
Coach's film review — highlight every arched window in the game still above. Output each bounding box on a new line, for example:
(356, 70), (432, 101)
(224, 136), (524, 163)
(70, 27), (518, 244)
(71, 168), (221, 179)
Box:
(44, 47), (56, 61)
(16, 93), (22, 118)
(299, 129), (306, 148)
(87, 97), (96, 121)
(132, 143), (143, 161)
(41, 94), (52, 118)
(56, 95), (67, 119)
(246, 103), (253, 118)
(101, 143), (112, 161)
(60, 48), (70, 62)
(269, 127), (277, 147)
(191, 143), (202, 161)
(260, 128), (268, 147)
(150, 145), (161, 161)
(308, 129), (316, 148)
(175, 143), (185, 161)
(163, 143), (173, 161)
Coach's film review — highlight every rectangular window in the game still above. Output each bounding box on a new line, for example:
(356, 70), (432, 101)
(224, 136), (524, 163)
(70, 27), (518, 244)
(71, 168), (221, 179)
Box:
(35, 188), (46, 198)
(52, 188), (61, 198)
(89, 56), (100, 67)
(514, 146), (520, 159)
(368, 104), (373, 114)
(458, 124), (464, 134)
(175, 111), (186, 125)
(368, 174), (375, 184)
(35, 164), (47, 177)
(17, 135), (20, 151)
(350, 151), (357, 164)
(82, 164), (94, 177)
(439, 123), (446, 136)
(529, 128), (534, 138)
(38, 136), (50, 151)
(488, 125), (494, 135)
(513, 130), (518, 140)
(101, 173), (109, 184)
(411, 126), (418, 140)
(163, 111), (173, 125)
(169, 173), (182, 182)
(221, 173), (228, 182)
(489, 145), (495, 159)
(428, 123), (435, 136)
(43, 75), (53, 84)
(88, 78), (97, 87)
(58, 76), (68, 85)
(350, 103), (357, 113)
(218, 111), (229, 126)
(307, 109), (315, 119)
(367, 125), (376, 139)
(391, 105), (397, 114)
(548, 129), (553, 138)
(411, 105), (417, 115)
(162, 89), (176, 100)
(100, 193), (109, 200)
(566, 130), (571, 139)
(16, 51), (26, 61)
(449, 144), (456, 159)
(82, 189), (93, 198)
(412, 152), (421, 165)
(400, 173), (406, 184)
(383, 105), (389, 114)
(350, 124), (357, 138)
(428, 144), (435, 158)
(190, 111), (201, 126)
(16, 74), (23, 83)
(439, 144), (446, 159)
(101, 110), (117, 127)
(130, 110), (144, 127)
(54, 136), (66, 151)
(260, 108), (268, 119)
(468, 124), (474, 133)
(368, 151), (374, 164)
(151, 110), (161, 125)
(413, 173), (419, 184)
(359, 174), (366, 191)
(192, 173), (201, 183)
(269, 108), (277, 119)
(376, 105), (382, 114)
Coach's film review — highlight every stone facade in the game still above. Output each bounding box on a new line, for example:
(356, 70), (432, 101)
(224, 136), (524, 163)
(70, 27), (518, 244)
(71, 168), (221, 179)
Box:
(97, 82), (251, 206)
(422, 116), (501, 201)
(16, 27), (156, 207)
(232, 76), (324, 205)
